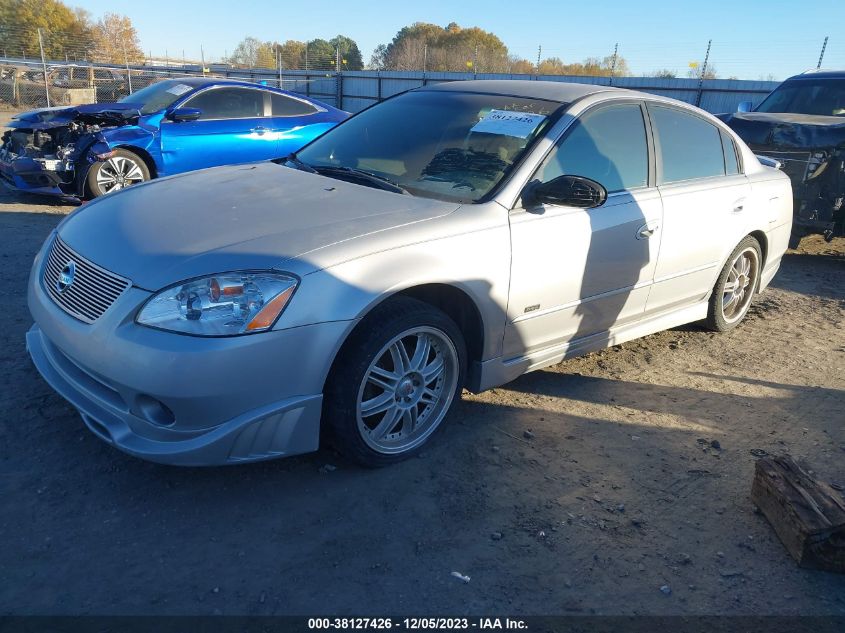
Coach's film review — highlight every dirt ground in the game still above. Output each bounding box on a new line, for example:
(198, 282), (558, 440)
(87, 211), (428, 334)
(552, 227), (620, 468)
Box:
(0, 181), (843, 616)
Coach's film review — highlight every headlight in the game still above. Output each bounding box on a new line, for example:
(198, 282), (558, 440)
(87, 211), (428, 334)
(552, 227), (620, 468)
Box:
(136, 272), (298, 336)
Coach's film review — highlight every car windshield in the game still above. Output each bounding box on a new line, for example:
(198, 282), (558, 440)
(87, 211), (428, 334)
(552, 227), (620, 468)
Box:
(295, 90), (563, 202)
(755, 78), (845, 116)
(118, 80), (195, 115)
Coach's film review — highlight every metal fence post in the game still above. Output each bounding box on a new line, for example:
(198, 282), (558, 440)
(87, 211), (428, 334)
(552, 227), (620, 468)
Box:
(336, 71), (343, 110)
(37, 28), (50, 107)
(122, 41), (133, 94)
(695, 39), (712, 108)
(609, 43), (618, 87)
(817, 36), (829, 69)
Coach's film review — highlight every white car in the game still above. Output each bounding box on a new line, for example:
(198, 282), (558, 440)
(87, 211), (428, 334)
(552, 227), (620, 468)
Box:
(26, 80), (793, 467)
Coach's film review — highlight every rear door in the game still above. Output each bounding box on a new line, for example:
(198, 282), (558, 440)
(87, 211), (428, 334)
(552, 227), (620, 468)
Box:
(159, 86), (277, 174)
(645, 103), (751, 314)
(267, 92), (325, 157)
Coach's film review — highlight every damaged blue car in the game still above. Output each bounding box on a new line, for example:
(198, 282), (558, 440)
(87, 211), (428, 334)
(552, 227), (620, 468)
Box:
(0, 77), (347, 198)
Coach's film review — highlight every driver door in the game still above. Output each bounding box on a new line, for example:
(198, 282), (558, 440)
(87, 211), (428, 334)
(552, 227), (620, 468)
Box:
(160, 86), (277, 175)
(504, 102), (663, 360)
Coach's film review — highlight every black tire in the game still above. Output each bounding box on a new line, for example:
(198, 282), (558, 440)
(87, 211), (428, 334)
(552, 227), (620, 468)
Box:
(323, 296), (467, 467)
(704, 236), (762, 332)
(86, 148), (150, 198)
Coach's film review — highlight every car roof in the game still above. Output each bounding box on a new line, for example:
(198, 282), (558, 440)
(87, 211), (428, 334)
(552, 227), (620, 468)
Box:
(152, 76), (332, 104)
(418, 79), (625, 103)
(786, 69), (845, 80)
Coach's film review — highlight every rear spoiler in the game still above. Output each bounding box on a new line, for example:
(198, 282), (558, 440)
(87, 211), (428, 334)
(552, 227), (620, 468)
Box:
(756, 154), (783, 170)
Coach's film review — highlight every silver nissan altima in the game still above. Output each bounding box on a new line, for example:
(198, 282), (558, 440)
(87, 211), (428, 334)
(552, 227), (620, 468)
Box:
(26, 80), (792, 467)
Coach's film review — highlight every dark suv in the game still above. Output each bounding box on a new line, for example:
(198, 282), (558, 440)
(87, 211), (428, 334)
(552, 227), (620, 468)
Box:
(719, 70), (845, 246)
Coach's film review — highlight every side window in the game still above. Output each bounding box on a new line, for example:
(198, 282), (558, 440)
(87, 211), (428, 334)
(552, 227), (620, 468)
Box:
(271, 93), (318, 117)
(94, 69), (113, 81)
(185, 88), (265, 120)
(536, 103), (648, 194)
(650, 106), (725, 184)
(720, 130), (740, 175)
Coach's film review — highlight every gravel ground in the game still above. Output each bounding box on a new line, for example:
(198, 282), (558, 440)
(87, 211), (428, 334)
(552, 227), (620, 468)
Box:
(0, 182), (843, 616)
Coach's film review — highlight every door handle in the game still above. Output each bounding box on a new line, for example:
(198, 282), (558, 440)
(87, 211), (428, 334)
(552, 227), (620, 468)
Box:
(251, 126), (268, 135)
(636, 222), (659, 239)
(732, 198), (745, 213)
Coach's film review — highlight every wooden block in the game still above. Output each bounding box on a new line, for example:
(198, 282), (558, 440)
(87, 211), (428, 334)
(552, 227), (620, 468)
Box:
(751, 455), (845, 572)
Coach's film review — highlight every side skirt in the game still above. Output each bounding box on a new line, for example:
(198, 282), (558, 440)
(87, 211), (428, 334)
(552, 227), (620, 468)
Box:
(468, 301), (708, 393)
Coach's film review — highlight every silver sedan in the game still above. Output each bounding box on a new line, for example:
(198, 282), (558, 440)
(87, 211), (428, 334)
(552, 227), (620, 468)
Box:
(26, 80), (792, 467)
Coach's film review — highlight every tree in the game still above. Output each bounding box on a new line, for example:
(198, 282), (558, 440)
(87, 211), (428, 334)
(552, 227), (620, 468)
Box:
(330, 35), (363, 71)
(90, 13), (143, 64)
(0, 0), (95, 60)
(687, 63), (718, 79)
(650, 69), (677, 79)
(375, 22), (509, 72)
(304, 38), (336, 70)
(229, 36), (265, 67)
(507, 56), (536, 74)
(277, 39), (306, 70)
(369, 44), (388, 70)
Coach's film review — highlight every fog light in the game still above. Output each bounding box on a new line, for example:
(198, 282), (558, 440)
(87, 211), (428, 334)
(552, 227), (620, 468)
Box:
(136, 395), (176, 427)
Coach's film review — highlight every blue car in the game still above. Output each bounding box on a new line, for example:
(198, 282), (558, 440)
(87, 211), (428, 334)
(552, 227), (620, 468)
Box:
(0, 77), (347, 198)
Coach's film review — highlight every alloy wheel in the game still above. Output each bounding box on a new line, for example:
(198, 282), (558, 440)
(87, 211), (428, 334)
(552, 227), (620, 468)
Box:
(96, 156), (146, 193)
(356, 326), (459, 454)
(721, 247), (759, 323)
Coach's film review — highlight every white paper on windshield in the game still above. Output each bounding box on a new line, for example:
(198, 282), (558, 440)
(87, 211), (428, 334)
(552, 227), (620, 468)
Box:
(470, 110), (547, 138)
(166, 84), (192, 96)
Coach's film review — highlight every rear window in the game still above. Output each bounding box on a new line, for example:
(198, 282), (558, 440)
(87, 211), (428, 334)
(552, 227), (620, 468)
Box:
(650, 105), (725, 184)
(721, 130), (740, 175)
(271, 93), (318, 116)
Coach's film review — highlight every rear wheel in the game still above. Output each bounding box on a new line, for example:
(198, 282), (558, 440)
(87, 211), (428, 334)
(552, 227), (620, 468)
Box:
(86, 148), (150, 197)
(323, 297), (466, 467)
(704, 236), (761, 332)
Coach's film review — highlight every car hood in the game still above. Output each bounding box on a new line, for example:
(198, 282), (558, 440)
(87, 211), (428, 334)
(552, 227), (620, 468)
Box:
(13, 102), (140, 129)
(721, 112), (845, 149)
(57, 161), (461, 290)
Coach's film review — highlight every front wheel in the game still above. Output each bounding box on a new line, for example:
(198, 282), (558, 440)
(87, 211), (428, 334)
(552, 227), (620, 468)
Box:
(323, 297), (466, 467)
(86, 148), (150, 197)
(704, 236), (761, 332)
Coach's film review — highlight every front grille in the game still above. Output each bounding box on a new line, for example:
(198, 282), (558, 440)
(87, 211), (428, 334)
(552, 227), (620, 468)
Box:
(43, 236), (131, 323)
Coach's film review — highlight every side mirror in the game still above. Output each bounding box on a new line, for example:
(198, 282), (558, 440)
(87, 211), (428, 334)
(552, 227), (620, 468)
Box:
(737, 101), (753, 113)
(166, 107), (202, 122)
(523, 175), (607, 209)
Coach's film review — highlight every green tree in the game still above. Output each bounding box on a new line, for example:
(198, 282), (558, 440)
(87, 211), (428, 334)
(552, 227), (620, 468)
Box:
(330, 35), (363, 71)
(0, 0), (95, 59)
(304, 38), (336, 70)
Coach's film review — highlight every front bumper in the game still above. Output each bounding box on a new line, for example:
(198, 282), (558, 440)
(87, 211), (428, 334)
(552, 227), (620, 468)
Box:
(0, 153), (71, 197)
(26, 244), (353, 465)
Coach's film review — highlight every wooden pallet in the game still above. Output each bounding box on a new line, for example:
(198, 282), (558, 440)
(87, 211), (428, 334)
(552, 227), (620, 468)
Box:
(751, 455), (845, 572)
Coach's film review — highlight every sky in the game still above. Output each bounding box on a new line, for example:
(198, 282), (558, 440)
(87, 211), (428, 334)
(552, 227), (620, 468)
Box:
(73, 0), (845, 80)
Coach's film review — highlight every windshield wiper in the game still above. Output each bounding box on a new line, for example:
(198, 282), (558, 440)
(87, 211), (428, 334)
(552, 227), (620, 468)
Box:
(312, 165), (410, 195)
